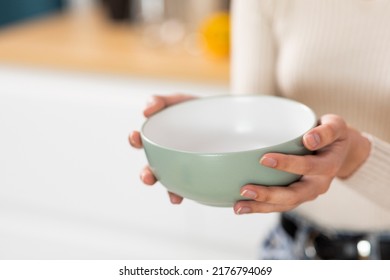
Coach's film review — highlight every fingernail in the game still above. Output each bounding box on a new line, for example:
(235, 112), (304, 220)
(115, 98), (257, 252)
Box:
(241, 189), (257, 199)
(147, 97), (157, 106)
(129, 136), (134, 146)
(140, 172), (146, 182)
(170, 196), (181, 204)
(129, 134), (136, 146)
(140, 171), (153, 185)
(305, 133), (320, 149)
(260, 156), (277, 168)
(235, 206), (251, 215)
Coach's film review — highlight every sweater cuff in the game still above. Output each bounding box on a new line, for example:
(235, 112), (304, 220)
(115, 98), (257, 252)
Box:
(342, 133), (390, 210)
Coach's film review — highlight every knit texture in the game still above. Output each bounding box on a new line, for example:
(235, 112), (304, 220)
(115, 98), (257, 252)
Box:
(231, 0), (390, 230)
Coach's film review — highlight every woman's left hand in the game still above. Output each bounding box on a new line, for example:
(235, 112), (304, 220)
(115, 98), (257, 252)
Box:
(234, 114), (371, 214)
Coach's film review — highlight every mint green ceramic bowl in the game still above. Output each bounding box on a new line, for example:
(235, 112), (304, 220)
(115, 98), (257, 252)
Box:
(141, 96), (316, 207)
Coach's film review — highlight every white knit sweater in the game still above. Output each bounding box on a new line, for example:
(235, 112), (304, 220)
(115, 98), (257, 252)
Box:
(231, 0), (390, 231)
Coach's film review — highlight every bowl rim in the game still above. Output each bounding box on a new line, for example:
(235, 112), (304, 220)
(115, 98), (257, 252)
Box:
(140, 95), (317, 155)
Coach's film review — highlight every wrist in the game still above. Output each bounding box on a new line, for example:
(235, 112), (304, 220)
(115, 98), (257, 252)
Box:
(337, 127), (371, 179)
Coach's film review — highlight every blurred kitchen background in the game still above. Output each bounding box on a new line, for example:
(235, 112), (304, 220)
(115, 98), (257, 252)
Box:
(0, 0), (277, 259)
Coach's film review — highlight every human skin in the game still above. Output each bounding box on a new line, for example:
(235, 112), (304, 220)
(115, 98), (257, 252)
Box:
(129, 95), (371, 214)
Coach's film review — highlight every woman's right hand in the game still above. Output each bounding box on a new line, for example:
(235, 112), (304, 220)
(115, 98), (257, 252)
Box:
(128, 94), (196, 204)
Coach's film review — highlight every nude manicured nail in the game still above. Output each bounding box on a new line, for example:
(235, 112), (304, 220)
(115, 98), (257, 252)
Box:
(129, 134), (138, 147)
(241, 189), (258, 199)
(305, 133), (320, 149)
(170, 196), (181, 204)
(140, 171), (154, 185)
(147, 97), (158, 107)
(140, 172), (147, 182)
(235, 207), (251, 215)
(260, 157), (277, 168)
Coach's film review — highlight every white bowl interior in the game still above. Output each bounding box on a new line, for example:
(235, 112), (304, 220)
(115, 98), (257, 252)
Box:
(142, 96), (316, 153)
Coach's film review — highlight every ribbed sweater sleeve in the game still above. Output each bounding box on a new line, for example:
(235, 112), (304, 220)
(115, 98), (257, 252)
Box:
(230, 0), (276, 96)
(343, 135), (390, 210)
(230, 0), (390, 214)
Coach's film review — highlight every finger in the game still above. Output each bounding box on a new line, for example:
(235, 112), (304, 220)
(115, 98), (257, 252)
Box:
(140, 166), (157, 185)
(303, 114), (347, 151)
(168, 192), (184, 204)
(129, 131), (143, 149)
(143, 94), (195, 118)
(234, 200), (296, 214)
(239, 184), (303, 207)
(238, 177), (331, 210)
(260, 150), (343, 176)
(143, 96), (166, 118)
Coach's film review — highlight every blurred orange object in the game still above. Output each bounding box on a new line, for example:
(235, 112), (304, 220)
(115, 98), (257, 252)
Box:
(0, 7), (229, 84)
(200, 11), (230, 59)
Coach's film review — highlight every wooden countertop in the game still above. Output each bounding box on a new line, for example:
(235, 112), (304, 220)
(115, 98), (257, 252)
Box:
(0, 7), (229, 84)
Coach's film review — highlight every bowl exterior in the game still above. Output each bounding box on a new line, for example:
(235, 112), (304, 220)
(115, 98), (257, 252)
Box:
(142, 136), (311, 207)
